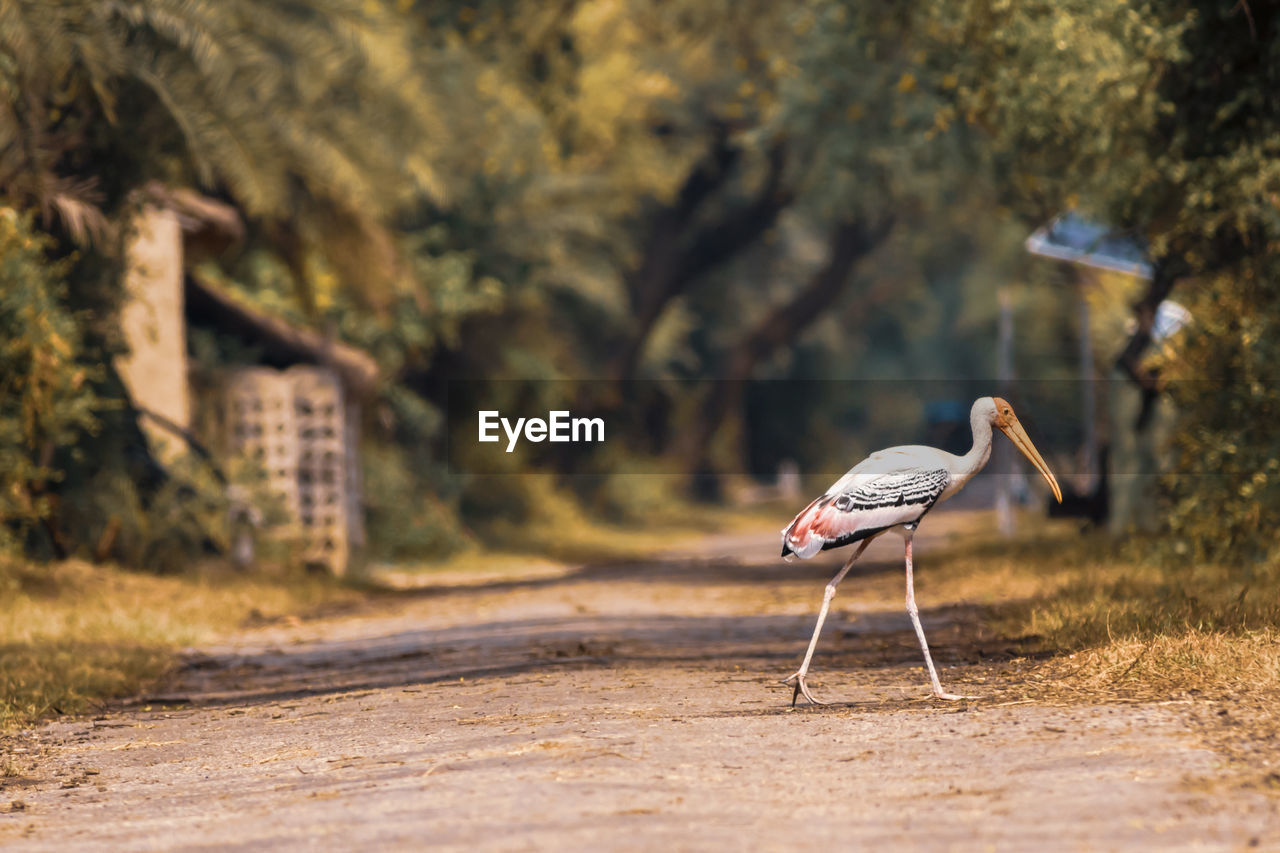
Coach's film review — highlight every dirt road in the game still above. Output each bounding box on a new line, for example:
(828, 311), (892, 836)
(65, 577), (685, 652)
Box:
(2, 521), (1277, 850)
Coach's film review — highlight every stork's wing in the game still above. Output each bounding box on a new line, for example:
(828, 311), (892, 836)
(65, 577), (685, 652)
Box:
(781, 468), (950, 559)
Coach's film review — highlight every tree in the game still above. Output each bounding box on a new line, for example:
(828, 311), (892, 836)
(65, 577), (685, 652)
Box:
(920, 1), (1280, 559)
(0, 0), (444, 294)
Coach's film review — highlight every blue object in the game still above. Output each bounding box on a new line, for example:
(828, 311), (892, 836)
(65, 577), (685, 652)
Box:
(1025, 213), (1154, 279)
(925, 399), (968, 425)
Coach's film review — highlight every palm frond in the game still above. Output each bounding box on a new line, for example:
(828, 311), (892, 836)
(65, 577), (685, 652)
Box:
(50, 183), (115, 248)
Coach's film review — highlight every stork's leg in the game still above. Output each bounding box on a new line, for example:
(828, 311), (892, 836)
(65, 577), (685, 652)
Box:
(781, 539), (871, 706)
(904, 535), (971, 701)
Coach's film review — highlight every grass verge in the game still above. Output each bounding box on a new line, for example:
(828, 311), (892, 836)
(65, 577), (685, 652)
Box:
(904, 514), (1280, 704)
(981, 533), (1280, 704)
(378, 497), (785, 578)
(0, 558), (362, 730)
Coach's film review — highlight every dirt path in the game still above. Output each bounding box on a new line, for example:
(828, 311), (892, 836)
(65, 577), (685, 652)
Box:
(3, 520), (1277, 850)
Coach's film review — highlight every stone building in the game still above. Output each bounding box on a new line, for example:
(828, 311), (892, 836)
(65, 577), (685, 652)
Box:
(117, 185), (377, 574)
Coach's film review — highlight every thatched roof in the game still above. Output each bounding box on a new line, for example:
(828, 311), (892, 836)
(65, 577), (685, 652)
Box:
(186, 272), (380, 399)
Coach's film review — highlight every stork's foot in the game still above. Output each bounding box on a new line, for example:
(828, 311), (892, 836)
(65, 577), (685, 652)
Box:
(781, 671), (828, 706)
(931, 689), (978, 701)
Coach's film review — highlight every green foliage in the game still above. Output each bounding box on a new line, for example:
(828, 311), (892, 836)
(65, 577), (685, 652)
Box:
(1142, 4), (1280, 563)
(923, 1), (1188, 222)
(867, 0), (1280, 564)
(193, 227), (505, 379)
(361, 383), (465, 562)
(0, 0), (446, 303)
(1, 0), (445, 211)
(362, 443), (466, 562)
(1162, 265), (1280, 563)
(9, 0), (1278, 567)
(71, 456), (233, 573)
(0, 209), (100, 549)
(778, 1), (960, 217)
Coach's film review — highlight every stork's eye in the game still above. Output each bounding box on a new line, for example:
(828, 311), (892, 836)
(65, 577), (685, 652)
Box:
(1003, 408), (1011, 415)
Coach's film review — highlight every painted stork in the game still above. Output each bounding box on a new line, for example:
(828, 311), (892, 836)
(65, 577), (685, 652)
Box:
(779, 396), (1062, 704)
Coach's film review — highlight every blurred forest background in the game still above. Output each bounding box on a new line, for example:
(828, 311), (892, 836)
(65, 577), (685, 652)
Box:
(1, 0), (1277, 571)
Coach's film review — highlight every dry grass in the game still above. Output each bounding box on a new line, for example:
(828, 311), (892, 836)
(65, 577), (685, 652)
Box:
(981, 537), (1280, 704)
(1035, 630), (1280, 702)
(893, 512), (1280, 709)
(0, 558), (362, 730)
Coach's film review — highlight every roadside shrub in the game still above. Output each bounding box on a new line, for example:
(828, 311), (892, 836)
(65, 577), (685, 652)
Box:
(1161, 263), (1280, 566)
(0, 210), (101, 552)
(362, 442), (467, 561)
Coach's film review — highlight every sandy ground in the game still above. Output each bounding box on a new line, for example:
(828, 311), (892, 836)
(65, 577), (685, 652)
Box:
(2, 519), (1278, 851)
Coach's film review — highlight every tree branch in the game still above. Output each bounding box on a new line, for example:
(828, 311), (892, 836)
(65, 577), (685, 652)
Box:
(612, 138), (793, 381)
(677, 142), (794, 284)
(623, 125), (739, 315)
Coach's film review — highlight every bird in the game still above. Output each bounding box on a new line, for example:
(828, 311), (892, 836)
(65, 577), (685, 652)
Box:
(778, 396), (1062, 704)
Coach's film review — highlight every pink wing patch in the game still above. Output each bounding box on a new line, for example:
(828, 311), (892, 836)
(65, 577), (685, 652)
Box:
(781, 496), (866, 559)
(807, 502), (871, 542)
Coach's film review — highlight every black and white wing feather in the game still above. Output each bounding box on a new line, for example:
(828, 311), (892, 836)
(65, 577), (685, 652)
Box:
(781, 467), (950, 559)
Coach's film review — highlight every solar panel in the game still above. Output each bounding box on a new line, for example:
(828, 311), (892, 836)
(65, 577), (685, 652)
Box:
(1025, 213), (1154, 279)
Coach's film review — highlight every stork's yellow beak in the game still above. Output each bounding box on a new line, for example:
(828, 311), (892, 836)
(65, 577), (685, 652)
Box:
(999, 419), (1063, 503)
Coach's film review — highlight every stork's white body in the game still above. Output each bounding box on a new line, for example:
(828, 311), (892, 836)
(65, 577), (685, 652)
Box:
(780, 404), (995, 560)
(777, 397), (1060, 704)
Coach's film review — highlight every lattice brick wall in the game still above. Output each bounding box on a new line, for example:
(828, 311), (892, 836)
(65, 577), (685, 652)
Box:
(224, 366), (358, 575)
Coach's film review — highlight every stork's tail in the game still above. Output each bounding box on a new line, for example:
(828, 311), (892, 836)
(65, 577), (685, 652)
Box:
(780, 495), (828, 560)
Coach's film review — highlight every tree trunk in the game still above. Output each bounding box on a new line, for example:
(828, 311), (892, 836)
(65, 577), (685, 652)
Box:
(686, 216), (895, 499)
(611, 140), (793, 381)
(611, 132), (739, 381)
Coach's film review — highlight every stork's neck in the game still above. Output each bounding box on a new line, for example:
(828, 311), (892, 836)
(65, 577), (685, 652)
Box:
(956, 408), (995, 485)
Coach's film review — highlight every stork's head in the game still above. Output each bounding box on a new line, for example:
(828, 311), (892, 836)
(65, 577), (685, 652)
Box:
(979, 396), (1063, 503)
